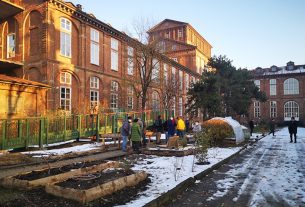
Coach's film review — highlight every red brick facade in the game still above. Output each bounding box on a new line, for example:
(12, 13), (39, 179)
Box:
(0, 0), (200, 117)
(249, 62), (305, 125)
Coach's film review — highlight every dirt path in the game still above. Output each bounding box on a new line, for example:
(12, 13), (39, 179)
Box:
(169, 128), (305, 207)
(0, 150), (126, 179)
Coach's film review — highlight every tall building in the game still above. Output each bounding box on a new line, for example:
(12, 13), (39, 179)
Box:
(0, 0), (200, 118)
(249, 61), (305, 125)
(148, 19), (212, 74)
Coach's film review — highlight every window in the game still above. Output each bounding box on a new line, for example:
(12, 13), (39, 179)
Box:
(185, 73), (189, 91)
(171, 67), (176, 83)
(152, 91), (160, 111)
(165, 31), (170, 38)
(163, 64), (168, 85)
(60, 72), (71, 84)
(284, 78), (299, 95)
(178, 97), (183, 116)
(7, 33), (15, 58)
(90, 28), (99, 65)
(254, 101), (260, 118)
(270, 101), (277, 118)
(60, 72), (72, 111)
(270, 79), (276, 96)
(284, 101), (299, 121)
(179, 71), (183, 91)
(111, 38), (119, 71)
(60, 18), (71, 57)
(178, 29), (183, 38)
(110, 81), (119, 109)
(127, 86), (133, 110)
(171, 97), (176, 117)
(60, 87), (71, 111)
(254, 80), (260, 91)
(90, 77), (99, 109)
(127, 46), (134, 75)
(152, 59), (160, 82)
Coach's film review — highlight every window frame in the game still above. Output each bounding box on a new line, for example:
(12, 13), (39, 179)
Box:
(254, 101), (260, 118)
(111, 38), (119, 71)
(284, 78), (299, 95)
(90, 28), (99, 65)
(60, 18), (72, 58)
(284, 101), (299, 121)
(270, 101), (277, 118)
(7, 33), (16, 58)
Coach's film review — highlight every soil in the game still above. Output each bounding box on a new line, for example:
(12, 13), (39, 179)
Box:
(57, 168), (134, 190)
(0, 177), (151, 207)
(14, 160), (106, 181)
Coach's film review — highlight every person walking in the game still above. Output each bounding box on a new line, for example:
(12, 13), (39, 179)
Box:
(288, 117), (298, 143)
(269, 119), (276, 136)
(176, 116), (186, 139)
(154, 115), (164, 144)
(121, 116), (132, 152)
(131, 118), (142, 153)
(249, 120), (254, 136)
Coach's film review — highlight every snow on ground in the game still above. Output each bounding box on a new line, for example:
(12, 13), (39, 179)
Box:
(207, 127), (305, 206)
(116, 147), (241, 207)
(21, 142), (103, 157)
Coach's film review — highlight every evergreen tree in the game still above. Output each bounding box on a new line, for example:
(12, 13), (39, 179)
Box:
(186, 55), (267, 119)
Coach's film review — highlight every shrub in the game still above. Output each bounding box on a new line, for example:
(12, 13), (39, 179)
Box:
(202, 119), (234, 145)
(194, 131), (210, 163)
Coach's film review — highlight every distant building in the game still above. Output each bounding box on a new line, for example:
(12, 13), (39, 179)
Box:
(148, 19), (212, 74)
(249, 61), (305, 125)
(0, 0), (200, 118)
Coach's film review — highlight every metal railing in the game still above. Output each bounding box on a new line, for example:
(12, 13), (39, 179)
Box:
(0, 110), (168, 150)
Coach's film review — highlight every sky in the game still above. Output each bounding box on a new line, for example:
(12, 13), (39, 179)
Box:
(70, 0), (305, 70)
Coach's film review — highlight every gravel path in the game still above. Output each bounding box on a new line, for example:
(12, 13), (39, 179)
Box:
(169, 128), (305, 207)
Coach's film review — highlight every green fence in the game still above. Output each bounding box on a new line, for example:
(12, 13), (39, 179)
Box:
(0, 110), (165, 150)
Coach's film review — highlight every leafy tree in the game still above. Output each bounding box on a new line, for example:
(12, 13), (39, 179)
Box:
(186, 55), (267, 119)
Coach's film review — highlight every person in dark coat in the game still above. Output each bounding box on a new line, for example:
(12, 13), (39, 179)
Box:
(269, 119), (276, 136)
(166, 117), (176, 138)
(131, 118), (141, 153)
(249, 120), (254, 136)
(288, 117), (298, 143)
(154, 115), (164, 144)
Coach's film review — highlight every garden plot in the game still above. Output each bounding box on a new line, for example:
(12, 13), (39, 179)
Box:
(0, 160), (119, 189)
(142, 145), (194, 156)
(45, 168), (148, 203)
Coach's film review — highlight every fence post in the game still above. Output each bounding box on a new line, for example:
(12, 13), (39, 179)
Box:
(63, 115), (66, 141)
(78, 115), (82, 139)
(25, 119), (29, 150)
(45, 117), (49, 146)
(18, 120), (22, 139)
(39, 118), (44, 149)
(96, 114), (100, 142)
(1, 121), (6, 150)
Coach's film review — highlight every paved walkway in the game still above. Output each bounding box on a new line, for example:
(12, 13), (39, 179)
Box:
(0, 150), (126, 179)
(169, 128), (305, 207)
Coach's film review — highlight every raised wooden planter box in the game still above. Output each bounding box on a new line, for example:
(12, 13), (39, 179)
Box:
(0, 161), (120, 189)
(142, 147), (193, 157)
(45, 170), (147, 203)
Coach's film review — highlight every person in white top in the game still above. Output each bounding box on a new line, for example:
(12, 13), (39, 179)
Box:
(192, 121), (202, 133)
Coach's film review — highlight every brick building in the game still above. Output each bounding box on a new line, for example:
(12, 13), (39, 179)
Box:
(148, 19), (212, 74)
(249, 61), (305, 125)
(0, 0), (200, 118)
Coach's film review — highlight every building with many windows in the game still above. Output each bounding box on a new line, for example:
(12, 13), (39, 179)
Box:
(249, 61), (305, 125)
(0, 0), (200, 118)
(148, 19), (212, 74)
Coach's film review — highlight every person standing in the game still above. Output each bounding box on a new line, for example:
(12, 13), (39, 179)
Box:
(131, 118), (142, 153)
(288, 117), (298, 143)
(137, 117), (146, 147)
(249, 120), (254, 136)
(154, 115), (164, 144)
(121, 116), (132, 152)
(176, 116), (186, 138)
(269, 119), (276, 136)
(192, 121), (202, 133)
(165, 117), (176, 141)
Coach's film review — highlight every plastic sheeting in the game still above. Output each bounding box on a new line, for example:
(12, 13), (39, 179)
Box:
(211, 117), (245, 144)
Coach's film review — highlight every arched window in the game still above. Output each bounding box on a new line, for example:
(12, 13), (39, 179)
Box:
(284, 78), (299, 95)
(152, 91), (160, 111)
(127, 86), (133, 110)
(284, 101), (299, 121)
(60, 72), (72, 111)
(6, 18), (18, 58)
(60, 17), (71, 57)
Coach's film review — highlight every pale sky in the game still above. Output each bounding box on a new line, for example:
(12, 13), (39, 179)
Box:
(70, 0), (305, 69)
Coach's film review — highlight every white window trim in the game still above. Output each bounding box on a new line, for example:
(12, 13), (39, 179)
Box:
(111, 38), (119, 71)
(60, 72), (72, 85)
(254, 101), (260, 118)
(284, 101), (299, 121)
(270, 101), (277, 118)
(90, 90), (99, 109)
(60, 86), (72, 111)
(7, 33), (16, 58)
(60, 18), (72, 58)
(90, 77), (99, 89)
(284, 78), (299, 95)
(270, 79), (276, 96)
(90, 28), (99, 65)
